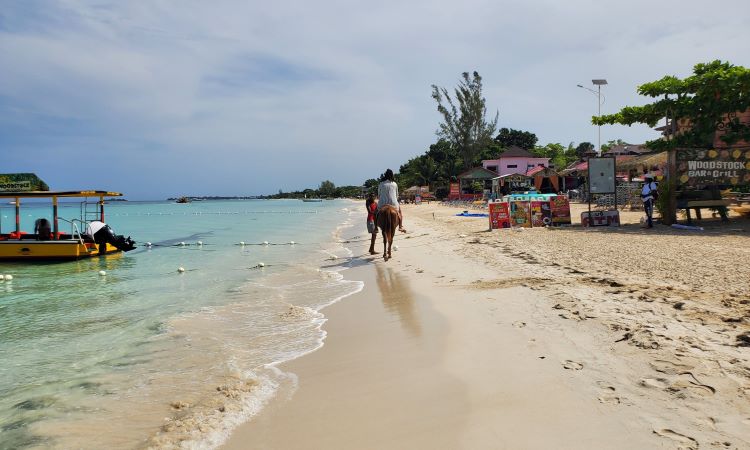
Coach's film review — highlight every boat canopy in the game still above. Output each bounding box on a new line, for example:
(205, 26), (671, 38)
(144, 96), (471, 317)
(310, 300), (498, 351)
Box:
(0, 190), (122, 199)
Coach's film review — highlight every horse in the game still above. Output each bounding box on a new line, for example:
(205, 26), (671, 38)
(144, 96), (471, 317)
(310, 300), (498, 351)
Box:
(376, 205), (399, 261)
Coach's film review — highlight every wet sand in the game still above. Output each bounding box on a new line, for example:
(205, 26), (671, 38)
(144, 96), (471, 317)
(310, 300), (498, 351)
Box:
(219, 201), (750, 449)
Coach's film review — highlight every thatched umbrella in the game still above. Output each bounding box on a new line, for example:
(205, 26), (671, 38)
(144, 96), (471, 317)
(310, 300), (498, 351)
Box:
(616, 152), (667, 171)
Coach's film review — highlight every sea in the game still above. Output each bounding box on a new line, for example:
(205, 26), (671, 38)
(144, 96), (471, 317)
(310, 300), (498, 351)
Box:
(0, 199), (365, 449)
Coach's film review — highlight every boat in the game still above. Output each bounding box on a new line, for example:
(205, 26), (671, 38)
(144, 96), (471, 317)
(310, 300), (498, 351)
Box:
(175, 196), (191, 203)
(0, 190), (136, 260)
(301, 198), (323, 202)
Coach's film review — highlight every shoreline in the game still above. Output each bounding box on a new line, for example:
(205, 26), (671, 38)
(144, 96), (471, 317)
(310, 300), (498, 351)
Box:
(221, 201), (750, 449)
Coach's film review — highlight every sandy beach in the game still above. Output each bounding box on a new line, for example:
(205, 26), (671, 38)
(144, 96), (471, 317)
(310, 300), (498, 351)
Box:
(222, 201), (750, 450)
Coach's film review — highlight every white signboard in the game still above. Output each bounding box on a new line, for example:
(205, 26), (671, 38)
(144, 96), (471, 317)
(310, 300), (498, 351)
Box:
(588, 157), (616, 194)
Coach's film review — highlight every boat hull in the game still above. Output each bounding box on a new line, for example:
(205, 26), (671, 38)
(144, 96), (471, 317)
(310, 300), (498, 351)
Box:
(0, 240), (121, 260)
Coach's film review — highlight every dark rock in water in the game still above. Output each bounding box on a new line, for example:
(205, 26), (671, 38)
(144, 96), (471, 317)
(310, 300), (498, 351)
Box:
(737, 333), (750, 347)
(13, 397), (56, 411)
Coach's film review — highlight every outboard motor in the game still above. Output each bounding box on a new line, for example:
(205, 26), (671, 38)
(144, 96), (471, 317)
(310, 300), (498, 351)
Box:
(87, 221), (137, 252)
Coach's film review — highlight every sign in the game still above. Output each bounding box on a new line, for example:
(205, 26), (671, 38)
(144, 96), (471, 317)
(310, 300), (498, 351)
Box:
(0, 173), (49, 192)
(510, 201), (531, 227)
(530, 201), (551, 227)
(581, 210), (620, 227)
(0, 181), (31, 191)
(588, 157), (616, 194)
(414, 195), (421, 205)
(448, 182), (460, 200)
(488, 202), (511, 229)
(677, 148), (750, 186)
(550, 196), (571, 225)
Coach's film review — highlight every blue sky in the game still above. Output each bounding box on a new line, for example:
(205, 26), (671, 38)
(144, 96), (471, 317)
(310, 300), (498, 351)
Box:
(1, 0), (749, 199)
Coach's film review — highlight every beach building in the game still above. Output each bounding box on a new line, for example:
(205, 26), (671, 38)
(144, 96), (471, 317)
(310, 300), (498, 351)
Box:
(604, 143), (650, 156)
(454, 167), (498, 200)
(482, 146), (550, 177)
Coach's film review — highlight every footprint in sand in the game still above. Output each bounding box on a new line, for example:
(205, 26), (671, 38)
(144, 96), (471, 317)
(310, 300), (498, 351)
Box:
(597, 385), (621, 404)
(512, 321), (527, 328)
(652, 429), (699, 450)
(650, 359), (695, 375)
(640, 377), (670, 390)
(562, 360), (583, 370)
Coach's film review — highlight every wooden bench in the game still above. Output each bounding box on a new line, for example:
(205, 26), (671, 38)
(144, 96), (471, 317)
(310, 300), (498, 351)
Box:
(677, 199), (731, 224)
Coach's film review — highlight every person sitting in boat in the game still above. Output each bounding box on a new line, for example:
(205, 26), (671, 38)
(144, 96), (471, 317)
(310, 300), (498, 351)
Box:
(34, 218), (53, 240)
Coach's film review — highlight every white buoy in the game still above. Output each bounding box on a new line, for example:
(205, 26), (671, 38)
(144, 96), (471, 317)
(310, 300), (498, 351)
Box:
(146, 242), (152, 247)
(177, 267), (185, 273)
(98, 270), (106, 276)
(4, 274), (13, 281)
(197, 241), (203, 246)
(180, 242), (186, 246)
(263, 241), (269, 245)
(258, 262), (265, 267)
(289, 241), (295, 245)
(239, 241), (245, 246)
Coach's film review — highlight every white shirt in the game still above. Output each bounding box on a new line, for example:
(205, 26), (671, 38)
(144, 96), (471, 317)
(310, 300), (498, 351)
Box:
(641, 181), (657, 202)
(378, 180), (399, 209)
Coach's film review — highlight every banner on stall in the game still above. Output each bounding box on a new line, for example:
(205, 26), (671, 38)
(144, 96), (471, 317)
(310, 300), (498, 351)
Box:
(530, 201), (552, 227)
(510, 201), (531, 227)
(550, 196), (572, 225)
(581, 210), (620, 227)
(488, 202), (511, 229)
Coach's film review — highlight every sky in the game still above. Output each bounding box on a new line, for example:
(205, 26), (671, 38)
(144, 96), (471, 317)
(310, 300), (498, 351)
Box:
(1, 0), (749, 199)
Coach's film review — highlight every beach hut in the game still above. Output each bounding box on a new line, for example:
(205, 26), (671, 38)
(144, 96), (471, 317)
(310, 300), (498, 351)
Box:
(403, 186), (433, 203)
(526, 166), (561, 193)
(457, 167), (498, 200)
(491, 173), (532, 197)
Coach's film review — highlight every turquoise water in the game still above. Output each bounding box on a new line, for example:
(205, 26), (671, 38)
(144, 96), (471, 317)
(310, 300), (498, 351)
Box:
(0, 199), (363, 449)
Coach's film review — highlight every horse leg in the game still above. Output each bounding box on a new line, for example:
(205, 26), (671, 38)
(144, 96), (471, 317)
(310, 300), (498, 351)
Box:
(382, 229), (388, 260)
(387, 231), (393, 259)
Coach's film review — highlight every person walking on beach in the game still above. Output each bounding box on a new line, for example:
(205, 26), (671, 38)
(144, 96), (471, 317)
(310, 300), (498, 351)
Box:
(366, 192), (379, 254)
(378, 169), (406, 233)
(641, 174), (658, 228)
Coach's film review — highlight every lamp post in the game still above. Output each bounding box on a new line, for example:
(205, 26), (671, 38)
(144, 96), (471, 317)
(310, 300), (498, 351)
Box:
(577, 79), (608, 155)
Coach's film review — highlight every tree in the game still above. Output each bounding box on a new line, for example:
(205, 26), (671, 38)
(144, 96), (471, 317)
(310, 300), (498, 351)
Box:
(593, 60), (750, 150)
(363, 178), (379, 195)
(318, 180), (336, 198)
(575, 142), (594, 159)
(494, 128), (538, 150)
(431, 71), (499, 168)
(601, 139), (627, 152)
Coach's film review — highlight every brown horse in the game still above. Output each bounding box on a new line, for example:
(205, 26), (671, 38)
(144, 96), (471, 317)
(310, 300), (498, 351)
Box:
(376, 205), (399, 261)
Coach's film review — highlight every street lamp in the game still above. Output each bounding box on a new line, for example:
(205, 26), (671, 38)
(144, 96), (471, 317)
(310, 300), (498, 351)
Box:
(577, 79), (608, 155)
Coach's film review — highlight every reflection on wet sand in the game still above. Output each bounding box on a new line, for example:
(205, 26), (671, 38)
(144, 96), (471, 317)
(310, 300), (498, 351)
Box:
(375, 264), (421, 337)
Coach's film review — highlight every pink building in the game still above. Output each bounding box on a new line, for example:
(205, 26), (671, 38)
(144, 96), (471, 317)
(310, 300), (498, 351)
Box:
(482, 146), (550, 176)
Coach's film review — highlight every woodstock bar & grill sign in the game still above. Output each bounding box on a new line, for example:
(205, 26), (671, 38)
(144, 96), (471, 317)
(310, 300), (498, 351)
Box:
(676, 148), (750, 186)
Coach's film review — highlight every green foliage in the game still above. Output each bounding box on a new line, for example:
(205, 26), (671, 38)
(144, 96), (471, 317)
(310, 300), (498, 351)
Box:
(431, 71), (499, 169)
(575, 142), (594, 159)
(318, 180), (336, 198)
(531, 142), (578, 170)
(494, 128), (538, 150)
(334, 185), (362, 198)
(654, 180), (673, 218)
(593, 60), (750, 150)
